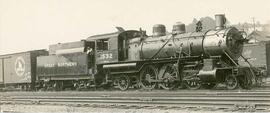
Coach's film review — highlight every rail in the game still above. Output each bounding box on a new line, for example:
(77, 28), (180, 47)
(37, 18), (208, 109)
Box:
(1, 90), (270, 112)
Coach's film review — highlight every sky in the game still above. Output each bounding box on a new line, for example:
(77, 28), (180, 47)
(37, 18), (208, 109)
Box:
(0, 0), (269, 54)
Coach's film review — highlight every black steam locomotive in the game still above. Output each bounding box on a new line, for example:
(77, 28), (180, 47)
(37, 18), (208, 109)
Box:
(0, 14), (261, 91)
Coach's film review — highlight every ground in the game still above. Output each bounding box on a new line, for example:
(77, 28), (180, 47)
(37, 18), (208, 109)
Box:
(0, 104), (266, 113)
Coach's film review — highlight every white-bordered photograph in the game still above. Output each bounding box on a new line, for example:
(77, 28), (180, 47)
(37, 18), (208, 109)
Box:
(0, 0), (270, 113)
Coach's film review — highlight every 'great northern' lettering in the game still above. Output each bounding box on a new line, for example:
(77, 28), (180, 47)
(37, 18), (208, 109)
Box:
(44, 62), (77, 67)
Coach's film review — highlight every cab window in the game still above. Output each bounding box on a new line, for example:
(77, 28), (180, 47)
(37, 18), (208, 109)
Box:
(96, 39), (109, 50)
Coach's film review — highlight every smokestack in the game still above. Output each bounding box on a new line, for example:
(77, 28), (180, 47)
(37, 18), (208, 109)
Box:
(215, 14), (226, 30)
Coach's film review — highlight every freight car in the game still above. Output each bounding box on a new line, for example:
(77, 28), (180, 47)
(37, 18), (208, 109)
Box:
(238, 41), (270, 86)
(35, 14), (259, 91)
(239, 41), (270, 76)
(0, 50), (48, 90)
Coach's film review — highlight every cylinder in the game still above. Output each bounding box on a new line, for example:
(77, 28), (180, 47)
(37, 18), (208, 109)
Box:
(215, 14), (226, 30)
(172, 22), (186, 34)
(153, 24), (166, 37)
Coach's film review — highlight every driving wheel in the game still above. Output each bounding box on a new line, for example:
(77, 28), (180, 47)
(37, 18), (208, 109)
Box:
(158, 64), (179, 90)
(140, 65), (158, 90)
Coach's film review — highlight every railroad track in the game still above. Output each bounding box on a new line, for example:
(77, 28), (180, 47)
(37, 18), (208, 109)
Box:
(1, 90), (270, 112)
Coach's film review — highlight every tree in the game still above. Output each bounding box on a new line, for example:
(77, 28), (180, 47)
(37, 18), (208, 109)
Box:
(186, 18), (198, 32)
(186, 17), (215, 32)
(199, 16), (215, 31)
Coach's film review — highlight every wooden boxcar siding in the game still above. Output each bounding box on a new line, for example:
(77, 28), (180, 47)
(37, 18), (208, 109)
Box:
(266, 42), (270, 76)
(0, 60), (3, 83)
(0, 50), (48, 84)
(239, 42), (270, 76)
(3, 53), (32, 84)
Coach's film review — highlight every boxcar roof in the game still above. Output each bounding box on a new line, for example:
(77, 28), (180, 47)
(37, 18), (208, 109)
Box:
(0, 49), (47, 58)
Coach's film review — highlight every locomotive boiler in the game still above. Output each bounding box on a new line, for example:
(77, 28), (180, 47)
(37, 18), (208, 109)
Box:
(131, 15), (243, 61)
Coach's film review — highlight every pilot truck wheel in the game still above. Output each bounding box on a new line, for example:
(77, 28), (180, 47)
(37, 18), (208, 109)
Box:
(117, 75), (130, 91)
(225, 74), (238, 90)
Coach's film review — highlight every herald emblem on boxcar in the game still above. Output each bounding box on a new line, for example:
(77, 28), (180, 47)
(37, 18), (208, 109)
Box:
(14, 57), (26, 76)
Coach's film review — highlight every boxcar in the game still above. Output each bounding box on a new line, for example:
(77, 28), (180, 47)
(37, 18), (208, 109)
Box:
(0, 50), (48, 90)
(238, 41), (270, 76)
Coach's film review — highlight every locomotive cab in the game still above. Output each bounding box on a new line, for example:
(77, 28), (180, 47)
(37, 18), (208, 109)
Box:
(88, 33), (119, 64)
(87, 30), (141, 64)
(118, 30), (142, 61)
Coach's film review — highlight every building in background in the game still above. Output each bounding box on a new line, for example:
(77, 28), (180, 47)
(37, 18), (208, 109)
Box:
(246, 31), (270, 43)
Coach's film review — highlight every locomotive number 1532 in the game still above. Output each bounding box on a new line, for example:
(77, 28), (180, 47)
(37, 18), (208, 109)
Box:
(100, 53), (113, 59)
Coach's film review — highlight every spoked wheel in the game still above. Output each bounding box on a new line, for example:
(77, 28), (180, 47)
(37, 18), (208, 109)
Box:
(202, 83), (216, 89)
(184, 77), (201, 90)
(73, 82), (80, 91)
(225, 75), (238, 90)
(140, 65), (158, 90)
(20, 84), (26, 91)
(117, 75), (130, 91)
(158, 64), (179, 90)
(24, 84), (31, 91)
(53, 81), (63, 91)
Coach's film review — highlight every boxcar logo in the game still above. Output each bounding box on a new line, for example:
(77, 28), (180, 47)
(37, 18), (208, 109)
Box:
(15, 57), (26, 76)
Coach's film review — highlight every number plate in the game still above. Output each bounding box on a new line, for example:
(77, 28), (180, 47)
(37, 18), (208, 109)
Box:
(96, 50), (118, 64)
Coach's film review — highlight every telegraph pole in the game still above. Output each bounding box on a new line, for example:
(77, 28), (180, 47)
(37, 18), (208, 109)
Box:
(252, 17), (256, 31)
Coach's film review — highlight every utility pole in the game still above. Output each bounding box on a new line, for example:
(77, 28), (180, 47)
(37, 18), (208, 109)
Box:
(252, 17), (256, 31)
(251, 17), (257, 43)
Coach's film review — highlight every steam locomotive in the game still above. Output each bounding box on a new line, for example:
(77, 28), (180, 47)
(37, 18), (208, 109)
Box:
(0, 14), (260, 91)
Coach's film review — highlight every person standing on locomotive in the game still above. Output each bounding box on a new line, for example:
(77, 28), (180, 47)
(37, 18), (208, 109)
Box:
(86, 46), (95, 74)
